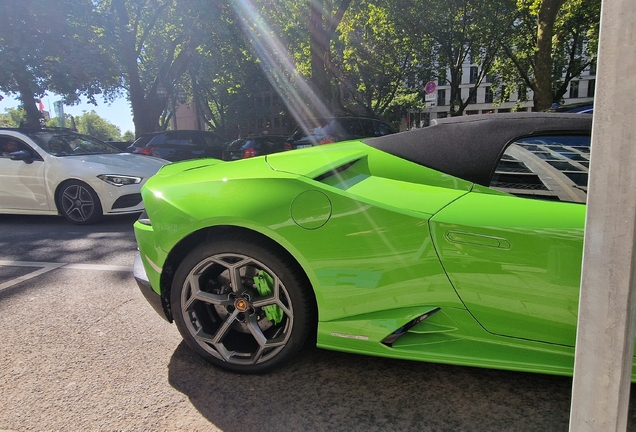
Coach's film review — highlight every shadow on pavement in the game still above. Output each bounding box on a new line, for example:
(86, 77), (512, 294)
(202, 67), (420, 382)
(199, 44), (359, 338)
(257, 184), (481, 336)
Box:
(166, 341), (597, 432)
(0, 213), (140, 264)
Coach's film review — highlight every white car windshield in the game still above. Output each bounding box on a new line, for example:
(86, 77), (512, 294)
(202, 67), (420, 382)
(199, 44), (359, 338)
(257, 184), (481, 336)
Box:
(28, 131), (120, 156)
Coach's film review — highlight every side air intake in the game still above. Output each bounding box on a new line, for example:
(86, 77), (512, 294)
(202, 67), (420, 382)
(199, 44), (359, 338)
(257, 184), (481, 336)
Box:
(381, 307), (441, 347)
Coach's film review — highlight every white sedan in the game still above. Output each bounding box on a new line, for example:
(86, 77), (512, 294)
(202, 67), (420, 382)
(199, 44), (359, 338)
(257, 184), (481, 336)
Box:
(0, 128), (168, 224)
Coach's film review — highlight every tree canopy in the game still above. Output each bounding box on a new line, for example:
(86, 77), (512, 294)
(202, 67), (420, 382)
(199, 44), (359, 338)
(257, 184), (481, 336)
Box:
(0, 0), (601, 133)
(0, 0), (120, 127)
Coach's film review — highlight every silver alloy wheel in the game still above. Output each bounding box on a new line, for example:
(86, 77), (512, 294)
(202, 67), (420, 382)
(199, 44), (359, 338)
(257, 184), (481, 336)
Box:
(60, 183), (95, 222)
(180, 253), (294, 366)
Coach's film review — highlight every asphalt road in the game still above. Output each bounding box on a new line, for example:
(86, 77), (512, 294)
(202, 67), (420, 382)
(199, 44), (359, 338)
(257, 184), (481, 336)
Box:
(1, 213), (636, 431)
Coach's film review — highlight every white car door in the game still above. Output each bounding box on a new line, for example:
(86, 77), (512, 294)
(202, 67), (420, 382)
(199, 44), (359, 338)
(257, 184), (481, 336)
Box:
(0, 137), (50, 212)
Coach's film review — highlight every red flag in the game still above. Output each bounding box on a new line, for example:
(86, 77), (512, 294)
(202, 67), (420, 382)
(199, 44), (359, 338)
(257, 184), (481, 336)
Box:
(38, 99), (45, 111)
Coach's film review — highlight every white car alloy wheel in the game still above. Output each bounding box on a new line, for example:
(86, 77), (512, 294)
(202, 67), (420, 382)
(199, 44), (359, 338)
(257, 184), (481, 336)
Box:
(58, 180), (103, 224)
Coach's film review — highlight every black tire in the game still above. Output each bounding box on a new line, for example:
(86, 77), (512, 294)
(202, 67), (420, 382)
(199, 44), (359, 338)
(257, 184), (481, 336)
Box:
(57, 180), (103, 225)
(171, 235), (316, 374)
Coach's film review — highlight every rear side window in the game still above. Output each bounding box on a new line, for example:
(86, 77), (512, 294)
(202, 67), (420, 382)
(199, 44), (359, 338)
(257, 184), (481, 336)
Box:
(150, 132), (198, 146)
(375, 121), (394, 136)
(202, 133), (227, 147)
(339, 119), (363, 136)
(360, 119), (376, 136)
(489, 135), (590, 204)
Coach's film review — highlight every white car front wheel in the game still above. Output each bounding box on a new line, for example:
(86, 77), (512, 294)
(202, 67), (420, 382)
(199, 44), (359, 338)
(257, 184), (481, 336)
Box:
(57, 180), (103, 224)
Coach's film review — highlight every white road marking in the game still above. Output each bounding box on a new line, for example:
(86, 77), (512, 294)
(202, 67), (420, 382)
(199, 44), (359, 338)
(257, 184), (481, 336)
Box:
(0, 260), (132, 292)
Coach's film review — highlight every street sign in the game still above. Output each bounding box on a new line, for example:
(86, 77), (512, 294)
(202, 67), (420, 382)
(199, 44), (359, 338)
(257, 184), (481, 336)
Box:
(424, 81), (437, 94)
(425, 93), (437, 102)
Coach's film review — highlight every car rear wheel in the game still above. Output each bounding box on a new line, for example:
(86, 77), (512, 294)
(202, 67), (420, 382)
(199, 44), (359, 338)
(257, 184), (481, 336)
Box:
(171, 236), (315, 374)
(57, 180), (103, 225)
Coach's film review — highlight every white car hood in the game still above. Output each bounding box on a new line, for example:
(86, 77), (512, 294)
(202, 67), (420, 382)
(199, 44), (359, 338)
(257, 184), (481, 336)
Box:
(51, 153), (168, 176)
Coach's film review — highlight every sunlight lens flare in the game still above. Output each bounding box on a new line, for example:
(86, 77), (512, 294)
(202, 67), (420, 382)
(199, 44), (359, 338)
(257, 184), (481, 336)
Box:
(231, 0), (332, 136)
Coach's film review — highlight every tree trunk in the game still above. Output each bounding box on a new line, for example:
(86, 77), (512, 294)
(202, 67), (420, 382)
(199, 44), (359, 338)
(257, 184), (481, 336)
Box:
(15, 69), (42, 128)
(533, 0), (567, 111)
(309, 0), (352, 116)
(309, 0), (330, 112)
(112, 0), (162, 136)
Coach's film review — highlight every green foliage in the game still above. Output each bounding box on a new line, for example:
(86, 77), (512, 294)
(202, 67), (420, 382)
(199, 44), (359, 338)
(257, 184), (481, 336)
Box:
(0, 0), (601, 131)
(0, 0), (120, 127)
(74, 111), (121, 140)
(0, 107), (26, 127)
(122, 130), (135, 142)
(493, 0), (600, 107)
(337, 1), (426, 119)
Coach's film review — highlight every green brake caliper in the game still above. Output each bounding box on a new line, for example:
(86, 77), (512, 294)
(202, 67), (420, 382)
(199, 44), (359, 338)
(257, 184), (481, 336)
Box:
(253, 270), (284, 324)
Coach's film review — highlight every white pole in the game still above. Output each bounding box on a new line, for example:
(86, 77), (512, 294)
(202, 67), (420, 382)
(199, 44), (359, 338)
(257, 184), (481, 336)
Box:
(569, 0), (636, 430)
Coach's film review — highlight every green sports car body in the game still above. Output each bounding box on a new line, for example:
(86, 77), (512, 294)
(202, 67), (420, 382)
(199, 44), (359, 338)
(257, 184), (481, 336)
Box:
(134, 113), (614, 375)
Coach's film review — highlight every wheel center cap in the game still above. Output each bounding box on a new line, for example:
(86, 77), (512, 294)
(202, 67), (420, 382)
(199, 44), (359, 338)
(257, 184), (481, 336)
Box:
(235, 298), (249, 312)
(76, 200), (81, 206)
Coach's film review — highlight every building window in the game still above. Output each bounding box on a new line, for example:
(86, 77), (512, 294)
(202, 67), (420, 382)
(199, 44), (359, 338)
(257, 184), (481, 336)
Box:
(587, 79), (595, 97)
(589, 60), (597, 75)
(438, 69), (446, 85)
(437, 89), (446, 106)
(467, 91), (476, 104)
(569, 81), (579, 99)
(469, 66), (478, 84)
(518, 86), (527, 101)
(437, 112), (448, 119)
(485, 86), (493, 103)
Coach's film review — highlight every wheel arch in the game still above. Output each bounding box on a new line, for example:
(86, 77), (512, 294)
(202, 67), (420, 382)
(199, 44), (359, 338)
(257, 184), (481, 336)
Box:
(158, 225), (317, 323)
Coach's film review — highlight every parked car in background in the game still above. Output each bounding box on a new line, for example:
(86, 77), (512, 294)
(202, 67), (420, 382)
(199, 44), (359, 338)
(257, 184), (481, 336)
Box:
(222, 134), (289, 161)
(286, 116), (396, 149)
(133, 113), (600, 376)
(128, 130), (228, 162)
(0, 128), (167, 224)
(104, 140), (133, 152)
(545, 101), (594, 114)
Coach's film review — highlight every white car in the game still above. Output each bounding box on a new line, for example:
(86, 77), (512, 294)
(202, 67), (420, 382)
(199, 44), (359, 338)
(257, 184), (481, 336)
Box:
(0, 128), (168, 224)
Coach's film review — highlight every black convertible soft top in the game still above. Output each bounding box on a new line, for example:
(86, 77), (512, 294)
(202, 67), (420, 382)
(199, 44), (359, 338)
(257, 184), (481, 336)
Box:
(364, 113), (592, 186)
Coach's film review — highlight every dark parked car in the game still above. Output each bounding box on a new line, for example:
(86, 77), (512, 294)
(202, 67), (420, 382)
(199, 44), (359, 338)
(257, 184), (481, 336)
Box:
(286, 117), (396, 149)
(545, 101), (594, 114)
(104, 141), (133, 152)
(222, 135), (289, 161)
(127, 130), (228, 162)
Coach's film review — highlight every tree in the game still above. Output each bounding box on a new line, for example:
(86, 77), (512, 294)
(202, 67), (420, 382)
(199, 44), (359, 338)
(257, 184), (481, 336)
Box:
(106, 0), (208, 136)
(185, 0), (264, 137)
(122, 130), (136, 142)
(74, 111), (122, 140)
(392, 0), (516, 116)
(337, 1), (427, 120)
(551, 0), (600, 102)
(0, 107), (26, 127)
(308, 0), (352, 109)
(0, 0), (120, 128)
(495, 0), (599, 110)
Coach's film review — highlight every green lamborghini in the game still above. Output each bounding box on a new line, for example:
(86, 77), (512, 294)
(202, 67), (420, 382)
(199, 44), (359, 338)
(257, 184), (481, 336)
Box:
(133, 113), (602, 375)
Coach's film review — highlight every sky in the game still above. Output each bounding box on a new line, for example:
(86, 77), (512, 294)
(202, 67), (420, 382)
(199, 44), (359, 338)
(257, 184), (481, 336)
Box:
(0, 93), (135, 134)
